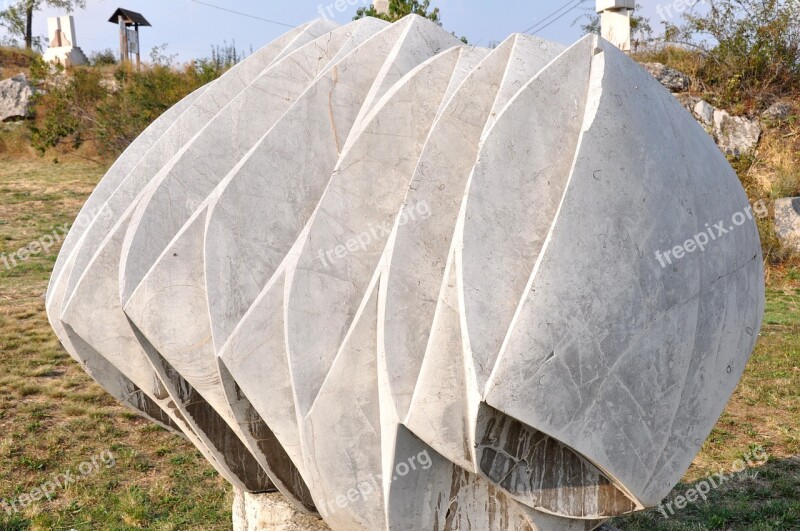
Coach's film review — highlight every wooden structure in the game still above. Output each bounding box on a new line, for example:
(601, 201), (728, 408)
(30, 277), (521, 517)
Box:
(108, 8), (151, 67)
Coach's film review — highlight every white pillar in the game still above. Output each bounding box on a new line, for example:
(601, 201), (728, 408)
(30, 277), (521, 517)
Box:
(596, 0), (635, 51)
(374, 0), (389, 15)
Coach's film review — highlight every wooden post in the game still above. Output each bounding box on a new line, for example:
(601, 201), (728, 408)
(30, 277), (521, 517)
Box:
(118, 15), (128, 63)
(135, 23), (141, 69)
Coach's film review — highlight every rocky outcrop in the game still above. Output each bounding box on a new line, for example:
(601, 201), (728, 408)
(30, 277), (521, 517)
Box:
(762, 101), (792, 121)
(693, 100), (715, 127)
(648, 63), (762, 156)
(712, 108), (762, 156)
(677, 96), (761, 156)
(774, 198), (800, 253)
(643, 62), (690, 92)
(0, 74), (34, 122)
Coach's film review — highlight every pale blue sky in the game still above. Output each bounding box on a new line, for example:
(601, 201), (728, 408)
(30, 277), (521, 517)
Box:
(15, 1), (674, 62)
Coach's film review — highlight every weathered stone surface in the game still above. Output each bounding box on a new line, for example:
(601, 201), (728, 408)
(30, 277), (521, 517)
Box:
(713, 108), (762, 156)
(694, 99), (715, 126)
(233, 491), (330, 531)
(643, 62), (690, 92)
(47, 16), (764, 531)
(0, 74), (34, 121)
(762, 101), (792, 121)
(775, 197), (800, 252)
(674, 97), (761, 155)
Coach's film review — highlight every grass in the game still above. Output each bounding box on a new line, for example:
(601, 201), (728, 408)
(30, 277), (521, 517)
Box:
(611, 277), (800, 530)
(0, 157), (232, 530)
(0, 155), (797, 530)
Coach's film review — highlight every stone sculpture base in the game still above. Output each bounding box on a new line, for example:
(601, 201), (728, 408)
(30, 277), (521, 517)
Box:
(232, 491), (329, 531)
(43, 46), (88, 67)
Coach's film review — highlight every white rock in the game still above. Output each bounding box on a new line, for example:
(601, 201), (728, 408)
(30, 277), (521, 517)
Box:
(774, 197), (800, 252)
(694, 99), (715, 126)
(642, 62), (690, 92)
(713, 108), (762, 156)
(0, 74), (34, 122)
(762, 101), (792, 121)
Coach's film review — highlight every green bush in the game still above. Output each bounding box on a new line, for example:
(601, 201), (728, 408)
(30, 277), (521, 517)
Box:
(89, 49), (117, 67)
(674, 0), (800, 107)
(28, 61), (226, 160)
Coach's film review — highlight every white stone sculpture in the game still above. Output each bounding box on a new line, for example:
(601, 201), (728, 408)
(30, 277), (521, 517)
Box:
(43, 16), (88, 67)
(47, 16), (765, 531)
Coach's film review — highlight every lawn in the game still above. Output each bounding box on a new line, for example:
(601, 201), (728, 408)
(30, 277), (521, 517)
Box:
(0, 159), (233, 530)
(0, 157), (797, 530)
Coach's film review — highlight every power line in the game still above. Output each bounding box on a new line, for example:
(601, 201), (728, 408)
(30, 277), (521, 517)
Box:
(533, 0), (589, 34)
(523, 0), (588, 35)
(522, 0), (580, 33)
(187, 0), (296, 28)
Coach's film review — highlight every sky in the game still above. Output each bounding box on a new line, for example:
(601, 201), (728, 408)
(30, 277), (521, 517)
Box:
(11, 1), (677, 62)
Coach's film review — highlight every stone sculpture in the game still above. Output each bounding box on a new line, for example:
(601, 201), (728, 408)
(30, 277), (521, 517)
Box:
(47, 15), (765, 531)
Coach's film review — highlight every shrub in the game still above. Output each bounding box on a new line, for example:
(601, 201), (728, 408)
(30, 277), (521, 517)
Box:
(672, 0), (800, 107)
(28, 61), (224, 160)
(89, 49), (117, 67)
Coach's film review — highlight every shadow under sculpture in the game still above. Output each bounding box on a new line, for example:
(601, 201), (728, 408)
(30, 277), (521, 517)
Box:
(46, 15), (765, 531)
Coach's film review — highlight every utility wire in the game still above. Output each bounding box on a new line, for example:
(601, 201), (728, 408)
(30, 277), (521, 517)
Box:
(532, 0), (589, 33)
(523, 0), (589, 35)
(522, 0), (580, 33)
(188, 0), (296, 28)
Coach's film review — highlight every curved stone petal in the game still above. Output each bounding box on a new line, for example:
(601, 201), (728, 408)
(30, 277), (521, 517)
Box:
(483, 39), (764, 507)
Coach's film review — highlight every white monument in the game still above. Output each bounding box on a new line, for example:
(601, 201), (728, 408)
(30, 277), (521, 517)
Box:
(42, 15), (88, 67)
(374, 0), (390, 15)
(47, 15), (765, 530)
(596, 0), (635, 51)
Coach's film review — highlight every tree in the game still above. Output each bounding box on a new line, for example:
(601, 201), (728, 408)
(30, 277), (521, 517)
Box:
(354, 0), (441, 23)
(0, 0), (86, 51)
(673, 0), (800, 103)
(354, 0), (468, 43)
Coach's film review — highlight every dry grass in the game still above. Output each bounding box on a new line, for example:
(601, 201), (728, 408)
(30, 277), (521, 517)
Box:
(0, 158), (232, 530)
(0, 46), (34, 80)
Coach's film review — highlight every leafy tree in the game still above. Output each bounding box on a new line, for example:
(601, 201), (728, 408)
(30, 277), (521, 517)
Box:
(0, 0), (86, 51)
(355, 0), (441, 23)
(676, 0), (800, 101)
(27, 44), (238, 161)
(354, 0), (468, 43)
